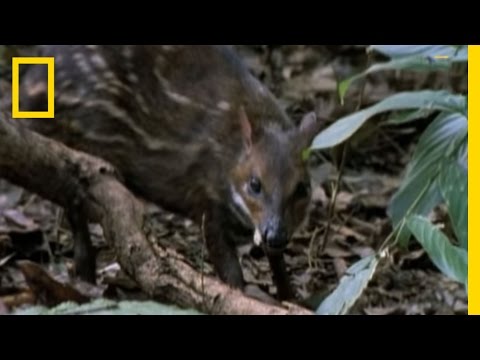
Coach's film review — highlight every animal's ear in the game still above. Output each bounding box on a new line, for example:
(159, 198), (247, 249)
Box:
(296, 112), (323, 149)
(239, 106), (253, 152)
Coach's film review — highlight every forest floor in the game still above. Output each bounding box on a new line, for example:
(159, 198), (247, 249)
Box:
(0, 45), (468, 315)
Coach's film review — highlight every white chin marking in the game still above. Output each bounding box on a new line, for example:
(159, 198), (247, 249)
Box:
(231, 185), (252, 218)
(254, 228), (262, 246)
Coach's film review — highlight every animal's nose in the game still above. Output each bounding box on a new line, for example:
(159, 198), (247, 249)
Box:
(263, 223), (288, 250)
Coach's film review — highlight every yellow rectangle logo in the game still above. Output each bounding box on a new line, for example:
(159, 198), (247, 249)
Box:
(11, 57), (55, 119)
(469, 45), (478, 315)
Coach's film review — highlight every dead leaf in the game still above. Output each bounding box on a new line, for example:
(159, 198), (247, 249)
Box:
(98, 262), (121, 276)
(98, 261), (138, 290)
(3, 209), (38, 231)
(401, 249), (425, 261)
(332, 225), (367, 243)
(286, 47), (321, 65)
(0, 290), (36, 309)
(70, 279), (107, 299)
(351, 246), (375, 258)
(88, 224), (104, 237)
(348, 217), (379, 234)
(324, 245), (352, 258)
(334, 192), (354, 212)
(0, 181), (23, 211)
(0, 253), (15, 268)
(292, 271), (312, 287)
(364, 306), (403, 315)
(16, 260), (90, 307)
(282, 67), (293, 80)
(283, 66), (337, 98)
(453, 300), (467, 314)
(357, 194), (391, 209)
(311, 186), (327, 205)
(333, 258), (348, 278)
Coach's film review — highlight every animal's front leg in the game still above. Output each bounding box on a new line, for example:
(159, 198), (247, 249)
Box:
(66, 209), (96, 284)
(204, 208), (245, 289)
(204, 207), (279, 305)
(266, 251), (295, 301)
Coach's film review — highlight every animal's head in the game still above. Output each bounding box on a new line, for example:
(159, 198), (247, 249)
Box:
(230, 107), (323, 252)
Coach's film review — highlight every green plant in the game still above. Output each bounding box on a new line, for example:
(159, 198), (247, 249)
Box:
(12, 298), (204, 315)
(310, 45), (468, 315)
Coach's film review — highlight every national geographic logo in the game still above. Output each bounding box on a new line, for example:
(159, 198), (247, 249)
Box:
(11, 57), (55, 119)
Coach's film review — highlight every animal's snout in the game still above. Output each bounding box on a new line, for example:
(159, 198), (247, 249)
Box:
(262, 218), (288, 250)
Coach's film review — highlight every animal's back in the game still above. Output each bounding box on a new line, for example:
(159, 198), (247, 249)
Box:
(20, 45), (292, 219)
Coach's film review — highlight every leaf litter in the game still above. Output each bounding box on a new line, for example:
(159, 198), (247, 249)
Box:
(0, 45), (467, 315)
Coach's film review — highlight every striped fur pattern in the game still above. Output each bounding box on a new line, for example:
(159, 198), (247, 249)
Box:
(19, 45), (321, 301)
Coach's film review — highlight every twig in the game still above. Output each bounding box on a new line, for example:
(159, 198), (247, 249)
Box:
(307, 228), (320, 270)
(320, 143), (348, 253)
(355, 52), (372, 112)
(317, 50), (371, 255)
(348, 216), (378, 233)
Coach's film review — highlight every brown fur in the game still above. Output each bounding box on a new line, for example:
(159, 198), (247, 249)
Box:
(18, 45), (323, 301)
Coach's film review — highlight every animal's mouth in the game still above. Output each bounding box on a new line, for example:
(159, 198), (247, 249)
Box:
(253, 228), (288, 254)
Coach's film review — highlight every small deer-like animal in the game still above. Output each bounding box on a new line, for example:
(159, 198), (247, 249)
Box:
(19, 45), (323, 302)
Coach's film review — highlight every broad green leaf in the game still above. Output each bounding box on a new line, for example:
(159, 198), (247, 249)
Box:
(457, 137), (468, 169)
(316, 254), (380, 315)
(13, 298), (204, 315)
(388, 112), (467, 245)
(407, 215), (467, 285)
(311, 91), (466, 150)
(439, 161), (468, 249)
(369, 45), (467, 62)
(339, 45), (467, 102)
(385, 108), (435, 125)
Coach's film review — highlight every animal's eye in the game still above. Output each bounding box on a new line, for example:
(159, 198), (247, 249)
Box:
(249, 177), (262, 195)
(295, 181), (310, 198)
